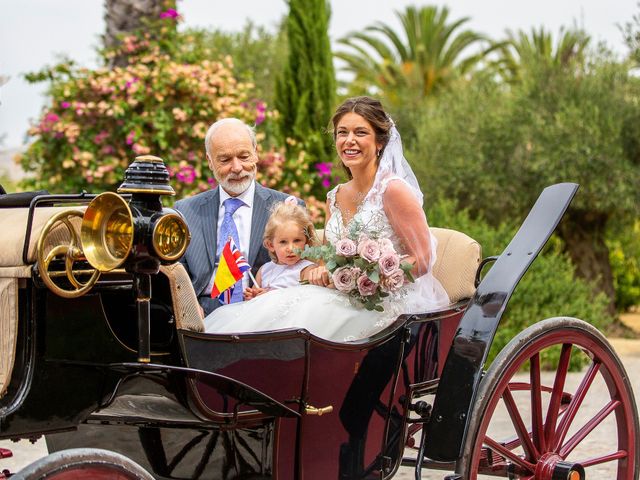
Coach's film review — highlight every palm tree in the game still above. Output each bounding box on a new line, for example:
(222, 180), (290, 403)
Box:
(335, 5), (493, 101)
(495, 27), (590, 83)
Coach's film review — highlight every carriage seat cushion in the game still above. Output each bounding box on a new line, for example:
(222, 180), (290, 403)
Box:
(0, 206), (86, 268)
(430, 227), (481, 303)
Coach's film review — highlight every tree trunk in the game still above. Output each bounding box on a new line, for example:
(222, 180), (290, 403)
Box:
(103, 0), (176, 67)
(558, 211), (616, 316)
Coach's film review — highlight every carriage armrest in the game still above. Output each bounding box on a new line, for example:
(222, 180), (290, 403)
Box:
(159, 263), (205, 332)
(430, 228), (481, 303)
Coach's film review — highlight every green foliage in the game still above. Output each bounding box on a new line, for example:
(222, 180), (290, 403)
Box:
(414, 60), (640, 222)
(274, 0), (336, 197)
(608, 220), (640, 311)
(427, 198), (612, 368)
(336, 5), (493, 106)
(622, 2), (640, 66)
(175, 21), (287, 112)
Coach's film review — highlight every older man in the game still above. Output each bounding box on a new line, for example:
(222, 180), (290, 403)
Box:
(175, 118), (294, 315)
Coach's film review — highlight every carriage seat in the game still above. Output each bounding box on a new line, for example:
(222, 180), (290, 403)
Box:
(0, 205), (86, 398)
(0, 206), (86, 269)
(160, 227), (482, 334)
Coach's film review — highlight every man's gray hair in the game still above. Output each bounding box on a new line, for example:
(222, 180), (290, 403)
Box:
(204, 118), (257, 159)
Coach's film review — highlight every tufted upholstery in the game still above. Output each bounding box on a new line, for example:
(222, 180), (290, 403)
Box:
(159, 263), (205, 332)
(0, 277), (18, 398)
(430, 227), (481, 303)
(0, 206), (86, 267)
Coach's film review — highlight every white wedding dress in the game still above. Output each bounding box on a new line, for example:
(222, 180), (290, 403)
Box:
(203, 175), (450, 342)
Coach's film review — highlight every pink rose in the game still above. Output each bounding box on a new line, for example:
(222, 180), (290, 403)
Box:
(335, 238), (357, 257)
(357, 274), (378, 297)
(378, 237), (395, 254)
(378, 252), (401, 276)
(357, 238), (381, 262)
(381, 269), (405, 293)
(332, 266), (360, 292)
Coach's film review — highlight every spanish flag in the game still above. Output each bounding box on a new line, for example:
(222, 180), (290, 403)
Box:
(211, 238), (251, 304)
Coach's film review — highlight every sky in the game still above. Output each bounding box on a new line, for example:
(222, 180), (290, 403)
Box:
(0, 0), (636, 150)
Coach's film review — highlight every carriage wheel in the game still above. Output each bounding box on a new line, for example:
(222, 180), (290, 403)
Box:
(17, 448), (154, 479)
(457, 317), (639, 479)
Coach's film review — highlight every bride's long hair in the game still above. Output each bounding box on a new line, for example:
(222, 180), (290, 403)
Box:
(330, 96), (394, 179)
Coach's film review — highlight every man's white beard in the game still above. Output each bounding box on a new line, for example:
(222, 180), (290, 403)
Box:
(218, 172), (255, 196)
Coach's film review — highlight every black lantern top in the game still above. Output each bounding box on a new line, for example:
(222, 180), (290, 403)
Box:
(117, 155), (176, 196)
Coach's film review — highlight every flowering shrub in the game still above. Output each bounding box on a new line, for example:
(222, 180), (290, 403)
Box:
(18, 11), (328, 224)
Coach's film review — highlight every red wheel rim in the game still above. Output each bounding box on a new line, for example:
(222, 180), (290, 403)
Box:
(33, 465), (139, 479)
(467, 328), (637, 479)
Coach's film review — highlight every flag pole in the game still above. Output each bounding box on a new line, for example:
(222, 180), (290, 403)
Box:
(248, 269), (261, 289)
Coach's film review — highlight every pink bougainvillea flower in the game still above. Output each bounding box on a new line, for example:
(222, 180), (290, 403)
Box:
(207, 177), (218, 188)
(93, 130), (109, 144)
(315, 162), (332, 176)
(322, 178), (331, 188)
(159, 8), (179, 19)
(60, 101), (70, 109)
(255, 111), (266, 125)
(176, 165), (196, 184)
(126, 130), (136, 145)
(45, 112), (59, 123)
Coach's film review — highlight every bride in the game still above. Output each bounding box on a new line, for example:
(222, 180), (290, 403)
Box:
(204, 96), (449, 341)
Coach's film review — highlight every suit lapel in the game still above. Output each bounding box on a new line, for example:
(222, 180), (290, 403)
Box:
(201, 188), (220, 270)
(249, 183), (270, 266)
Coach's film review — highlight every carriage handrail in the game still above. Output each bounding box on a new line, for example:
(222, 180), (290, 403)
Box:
(423, 182), (579, 462)
(106, 362), (301, 419)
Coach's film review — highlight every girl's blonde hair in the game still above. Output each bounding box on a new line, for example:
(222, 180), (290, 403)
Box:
(263, 200), (319, 261)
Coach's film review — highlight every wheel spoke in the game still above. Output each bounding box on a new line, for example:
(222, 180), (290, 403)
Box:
(544, 343), (572, 446)
(551, 359), (600, 452)
(530, 353), (546, 453)
(576, 450), (628, 467)
(503, 385), (539, 460)
(483, 436), (536, 473)
(560, 399), (620, 457)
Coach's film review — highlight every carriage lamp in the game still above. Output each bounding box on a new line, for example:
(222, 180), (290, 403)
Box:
(81, 155), (190, 362)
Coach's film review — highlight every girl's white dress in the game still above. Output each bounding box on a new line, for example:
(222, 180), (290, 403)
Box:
(203, 176), (450, 342)
(259, 259), (315, 290)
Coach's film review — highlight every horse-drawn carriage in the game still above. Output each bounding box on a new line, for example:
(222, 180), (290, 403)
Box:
(0, 156), (638, 479)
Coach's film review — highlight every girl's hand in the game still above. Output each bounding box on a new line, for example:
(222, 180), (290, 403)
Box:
(305, 265), (332, 287)
(244, 287), (267, 300)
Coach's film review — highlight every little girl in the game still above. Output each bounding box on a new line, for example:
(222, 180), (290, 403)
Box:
(243, 197), (319, 300)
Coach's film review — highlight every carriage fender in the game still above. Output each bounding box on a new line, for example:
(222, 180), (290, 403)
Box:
(423, 183), (579, 462)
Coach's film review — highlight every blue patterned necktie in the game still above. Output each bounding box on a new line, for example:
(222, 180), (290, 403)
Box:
(217, 197), (245, 303)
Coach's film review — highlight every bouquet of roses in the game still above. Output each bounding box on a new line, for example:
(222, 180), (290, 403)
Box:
(300, 233), (414, 311)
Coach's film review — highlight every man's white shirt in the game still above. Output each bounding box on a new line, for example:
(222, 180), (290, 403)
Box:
(206, 181), (256, 294)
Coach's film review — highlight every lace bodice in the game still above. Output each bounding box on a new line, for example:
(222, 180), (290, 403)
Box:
(325, 176), (412, 257)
